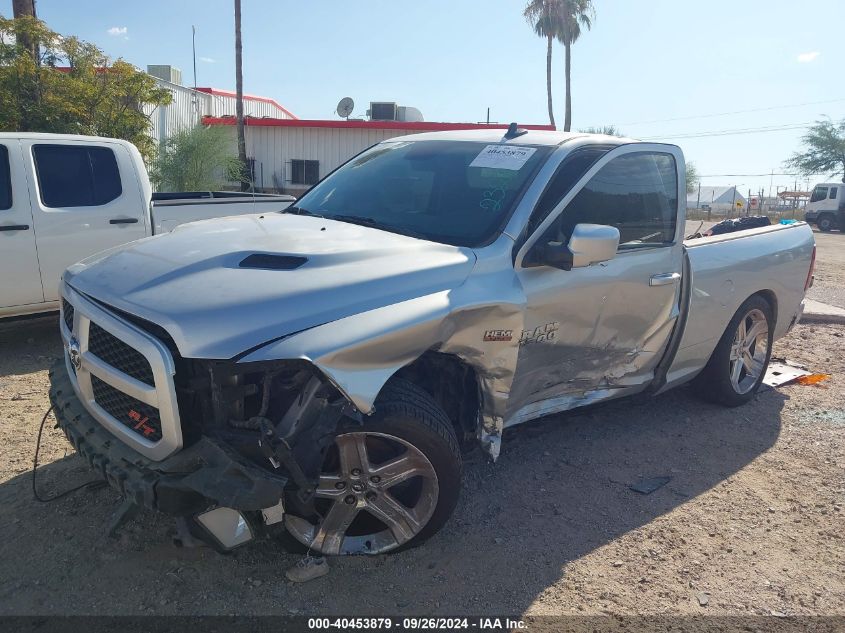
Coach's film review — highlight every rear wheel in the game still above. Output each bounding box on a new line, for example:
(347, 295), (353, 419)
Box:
(283, 378), (462, 555)
(693, 295), (774, 407)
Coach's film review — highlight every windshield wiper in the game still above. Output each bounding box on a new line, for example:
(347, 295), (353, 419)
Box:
(328, 215), (428, 240)
(285, 206), (321, 217)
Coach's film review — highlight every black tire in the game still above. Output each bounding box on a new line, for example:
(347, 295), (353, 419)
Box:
(692, 295), (774, 407)
(279, 377), (462, 555)
(817, 214), (835, 232)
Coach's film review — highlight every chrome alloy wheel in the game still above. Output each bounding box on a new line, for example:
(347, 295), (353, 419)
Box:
(284, 432), (439, 555)
(729, 308), (769, 394)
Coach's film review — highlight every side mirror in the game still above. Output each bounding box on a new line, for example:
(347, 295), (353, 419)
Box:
(567, 223), (619, 268)
(525, 223), (619, 271)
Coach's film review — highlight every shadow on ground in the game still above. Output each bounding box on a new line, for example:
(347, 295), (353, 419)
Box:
(0, 365), (787, 615)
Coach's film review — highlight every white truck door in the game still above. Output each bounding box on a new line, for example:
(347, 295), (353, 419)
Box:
(0, 140), (45, 309)
(22, 140), (147, 302)
(509, 146), (684, 422)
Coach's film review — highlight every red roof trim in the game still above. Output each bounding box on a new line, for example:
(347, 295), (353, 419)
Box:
(202, 116), (555, 132)
(195, 87), (298, 120)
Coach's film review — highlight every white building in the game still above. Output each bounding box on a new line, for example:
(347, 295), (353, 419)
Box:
(142, 65), (296, 148)
(141, 65), (553, 194)
(687, 186), (747, 215)
(205, 116), (555, 195)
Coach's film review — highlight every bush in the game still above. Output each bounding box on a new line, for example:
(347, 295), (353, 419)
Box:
(150, 125), (246, 192)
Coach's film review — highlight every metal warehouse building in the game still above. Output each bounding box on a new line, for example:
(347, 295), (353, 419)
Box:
(141, 64), (553, 194)
(203, 117), (555, 195)
(142, 65), (296, 148)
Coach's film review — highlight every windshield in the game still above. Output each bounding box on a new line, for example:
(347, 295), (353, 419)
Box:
(289, 140), (552, 247)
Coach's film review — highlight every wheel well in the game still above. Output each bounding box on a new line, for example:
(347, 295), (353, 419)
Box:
(393, 351), (480, 451)
(753, 289), (778, 326)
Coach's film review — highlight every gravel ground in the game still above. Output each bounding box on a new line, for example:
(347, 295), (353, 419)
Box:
(0, 317), (843, 617)
(807, 230), (845, 309)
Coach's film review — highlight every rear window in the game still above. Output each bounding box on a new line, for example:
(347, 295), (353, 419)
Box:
(33, 144), (122, 208)
(0, 144), (11, 210)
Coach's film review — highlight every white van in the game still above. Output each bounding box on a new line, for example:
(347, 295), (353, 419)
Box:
(804, 182), (843, 231)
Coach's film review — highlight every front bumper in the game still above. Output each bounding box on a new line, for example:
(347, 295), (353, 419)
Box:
(49, 359), (287, 516)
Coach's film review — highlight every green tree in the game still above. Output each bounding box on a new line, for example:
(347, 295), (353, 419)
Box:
(523, 1), (595, 132)
(579, 125), (623, 136)
(150, 125), (245, 192)
(0, 15), (171, 160)
(685, 161), (699, 195)
(786, 118), (845, 183)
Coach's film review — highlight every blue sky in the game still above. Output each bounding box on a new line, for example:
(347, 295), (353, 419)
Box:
(5, 0), (844, 194)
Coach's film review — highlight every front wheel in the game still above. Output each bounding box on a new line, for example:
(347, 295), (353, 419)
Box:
(283, 378), (462, 555)
(817, 214), (835, 232)
(693, 295), (774, 407)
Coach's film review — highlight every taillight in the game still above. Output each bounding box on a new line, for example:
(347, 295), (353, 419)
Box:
(804, 244), (816, 291)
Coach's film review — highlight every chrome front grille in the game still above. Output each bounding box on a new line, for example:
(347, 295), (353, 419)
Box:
(88, 322), (155, 386)
(91, 375), (163, 441)
(62, 299), (74, 332)
(60, 284), (183, 461)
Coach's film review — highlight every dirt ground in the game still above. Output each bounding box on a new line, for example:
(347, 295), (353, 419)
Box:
(807, 229), (845, 309)
(0, 314), (843, 617)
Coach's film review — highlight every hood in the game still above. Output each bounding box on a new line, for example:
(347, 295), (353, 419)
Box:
(66, 213), (476, 359)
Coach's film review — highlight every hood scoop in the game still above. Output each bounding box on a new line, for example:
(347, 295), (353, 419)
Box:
(239, 253), (308, 271)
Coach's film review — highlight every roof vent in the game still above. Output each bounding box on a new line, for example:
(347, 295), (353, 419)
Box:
(239, 253), (307, 271)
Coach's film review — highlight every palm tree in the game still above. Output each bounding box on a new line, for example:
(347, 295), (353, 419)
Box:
(523, 0), (595, 131)
(523, 0), (563, 127)
(558, 0), (594, 132)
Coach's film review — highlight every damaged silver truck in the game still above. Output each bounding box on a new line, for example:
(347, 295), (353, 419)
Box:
(50, 127), (816, 556)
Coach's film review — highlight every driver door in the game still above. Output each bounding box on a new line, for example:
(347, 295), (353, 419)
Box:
(507, 145), (684, 424)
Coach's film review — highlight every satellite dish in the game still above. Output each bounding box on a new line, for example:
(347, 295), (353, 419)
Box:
(336, 97), (354, 119)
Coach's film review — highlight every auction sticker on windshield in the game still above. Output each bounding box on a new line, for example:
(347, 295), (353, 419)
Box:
(469, 145), (537, 170)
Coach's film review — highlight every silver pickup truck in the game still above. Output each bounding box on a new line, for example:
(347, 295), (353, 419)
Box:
(49, 128), (816, 556)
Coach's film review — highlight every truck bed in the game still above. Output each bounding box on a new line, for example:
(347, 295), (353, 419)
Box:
(150, 191), (296, 234)
(662, 221), (815, 389)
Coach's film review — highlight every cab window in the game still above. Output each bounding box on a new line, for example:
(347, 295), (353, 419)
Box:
(33, 144), (122, 208)
(536, 152), (678, 250)
(0, 144), (11, 211)
(810, 186), (829, 203)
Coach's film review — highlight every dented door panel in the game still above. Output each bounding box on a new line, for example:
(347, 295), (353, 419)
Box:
(508, 245), (681, 424)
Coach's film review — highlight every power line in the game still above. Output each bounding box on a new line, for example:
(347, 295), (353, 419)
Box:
(640, 121), (813, 140)
(622, 97), (845, 127)
(698, 172), (804, 178)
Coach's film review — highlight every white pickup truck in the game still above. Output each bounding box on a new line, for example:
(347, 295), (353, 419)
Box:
(0, 132), (294, 319)
(51, 128), (816, 556)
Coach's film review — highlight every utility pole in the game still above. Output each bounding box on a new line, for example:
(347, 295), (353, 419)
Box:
(191, 25), (198, 89)
(12, 0), (36, 18)
(12, 0), (38, 62)
(234, 0), (249, 191)
(730, 185), (737, 219)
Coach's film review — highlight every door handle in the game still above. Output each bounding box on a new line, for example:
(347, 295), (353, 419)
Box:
(109, 218), (139, 224)
(650, 272), (681, 286)
(0, 224), (30, 231)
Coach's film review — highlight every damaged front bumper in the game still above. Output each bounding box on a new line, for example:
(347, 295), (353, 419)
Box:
(48, 359), (288, 517)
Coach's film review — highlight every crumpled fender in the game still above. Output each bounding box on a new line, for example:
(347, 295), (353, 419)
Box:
(238, 268), (528, 459)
